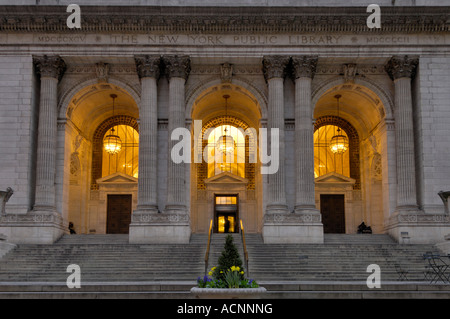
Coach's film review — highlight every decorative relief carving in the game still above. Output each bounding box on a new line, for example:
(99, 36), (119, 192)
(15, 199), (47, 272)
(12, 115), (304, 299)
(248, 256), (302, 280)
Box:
(70, 152), (81, 177)
(95, 62), (110, 83)
(132, 212), (190, 224)
(0, 211), (64, 226)
(388, 213), (450, 225)
(385, 55), (419, 80)
(220, 62), (233, 83)
(33, 55), (66, 80)
(2, 8), (447, 33)
(264, 212), (322, 224)
(343, 63), (357, 83)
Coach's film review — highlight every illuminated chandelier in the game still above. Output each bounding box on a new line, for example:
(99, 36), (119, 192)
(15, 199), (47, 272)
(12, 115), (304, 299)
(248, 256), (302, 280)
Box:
(329, 94), (349, 154)
(216, 94), (235, 155)
(103, 94), (122, 155)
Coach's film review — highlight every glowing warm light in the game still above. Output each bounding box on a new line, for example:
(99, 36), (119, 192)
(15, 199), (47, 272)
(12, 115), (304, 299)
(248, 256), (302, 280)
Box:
(329, 131), (349, 154)
(103, 129), (122, 155)
(217, 134), (235, 154)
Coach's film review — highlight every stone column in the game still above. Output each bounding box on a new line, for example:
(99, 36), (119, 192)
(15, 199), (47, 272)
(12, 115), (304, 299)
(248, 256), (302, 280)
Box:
(17, 55), (67, 244)
(261, 55), (322, 244)
(134, 55), (161, 214)
(163, 55), (191, 215)
(385, 55), (420, 213)
(262, 56), (289, 214)
(292, 55), (320, 216)
(33, 55), (66, 213)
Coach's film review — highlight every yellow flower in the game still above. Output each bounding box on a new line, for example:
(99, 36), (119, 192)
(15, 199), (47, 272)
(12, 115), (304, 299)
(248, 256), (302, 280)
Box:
(230, 266), (240, 272)
(240, 271), (244, 275)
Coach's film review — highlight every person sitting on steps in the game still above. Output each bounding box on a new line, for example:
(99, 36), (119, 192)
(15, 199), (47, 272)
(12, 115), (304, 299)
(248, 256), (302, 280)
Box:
(357, 221), (372, 234)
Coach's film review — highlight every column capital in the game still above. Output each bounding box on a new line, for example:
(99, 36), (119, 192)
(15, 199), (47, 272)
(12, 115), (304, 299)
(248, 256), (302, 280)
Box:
(385, 55), (419, 80)
(262, 55), (290, 81)
(291, 55), (318, 79)
(162, 55), (191, 81)
(33, 55), (66, 80)
(134, 55), (161, 79)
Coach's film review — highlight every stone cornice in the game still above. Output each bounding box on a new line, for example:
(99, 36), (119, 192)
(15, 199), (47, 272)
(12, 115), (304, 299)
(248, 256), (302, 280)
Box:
(0, 6), (448, 33)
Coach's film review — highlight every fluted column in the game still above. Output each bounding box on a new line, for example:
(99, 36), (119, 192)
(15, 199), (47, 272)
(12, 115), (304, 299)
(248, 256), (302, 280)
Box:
(163, 55), (191, 214)
(33, 55), (66, 212)
(385, 55), (420, 212)
(292, 56), (320, 215)
(134, 55), (161, 213)
(262, 56), (289, 214)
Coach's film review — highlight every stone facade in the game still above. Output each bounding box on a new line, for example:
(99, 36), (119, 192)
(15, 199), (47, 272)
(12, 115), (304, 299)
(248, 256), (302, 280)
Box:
(0, 3), (449, 244)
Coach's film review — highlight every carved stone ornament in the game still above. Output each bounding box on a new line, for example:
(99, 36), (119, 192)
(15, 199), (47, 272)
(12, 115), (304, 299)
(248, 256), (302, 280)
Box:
(162, 55), (191, 81)
(220, 62), (233, 83)
(264, 212), (322, 224)
(389, 212), (450, 225)
(385, 55), (419, 80)
(0, 6), (448, 34)
(0, 211), (64, 226)
(95, 62), (110, 83)
(291, 55), (319, 79)
(343, 63), (357, 83)
(134, 55), (161, 79)
(262, 56), (290, 81)
(132, 212), (190, 225)
(33, 55), (66, 80)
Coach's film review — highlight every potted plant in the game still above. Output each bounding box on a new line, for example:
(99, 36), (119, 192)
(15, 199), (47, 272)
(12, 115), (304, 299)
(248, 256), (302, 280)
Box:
(191, 235), (266, 299)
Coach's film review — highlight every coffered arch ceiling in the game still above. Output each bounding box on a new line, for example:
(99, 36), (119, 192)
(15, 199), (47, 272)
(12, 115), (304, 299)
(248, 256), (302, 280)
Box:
(191, 83), (262, 130)
(314, 83), (386, 140)
(67, 82), (139, 140)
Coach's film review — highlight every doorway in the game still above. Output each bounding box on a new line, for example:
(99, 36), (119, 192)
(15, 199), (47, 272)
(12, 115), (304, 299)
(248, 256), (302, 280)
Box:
(320, 194), (345, 234)
(214, 195), (238, 233)
(106, 194), (132, 234)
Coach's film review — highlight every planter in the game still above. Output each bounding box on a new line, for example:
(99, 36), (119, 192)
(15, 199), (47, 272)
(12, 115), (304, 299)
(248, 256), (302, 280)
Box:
(190, 287), (267, 299)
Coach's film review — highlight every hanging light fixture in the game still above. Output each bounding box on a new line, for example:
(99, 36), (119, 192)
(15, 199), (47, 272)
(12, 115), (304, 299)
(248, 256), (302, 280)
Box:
(103, 94), (122, 155)
(216, 94), (235, 155)
(329, 94), (349, 154)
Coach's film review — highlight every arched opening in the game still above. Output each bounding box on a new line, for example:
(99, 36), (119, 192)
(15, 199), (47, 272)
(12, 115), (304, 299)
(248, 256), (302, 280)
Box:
(313, 82), (391, 234)
(62, 82), (139, 235)
(189, 83), (263, 234)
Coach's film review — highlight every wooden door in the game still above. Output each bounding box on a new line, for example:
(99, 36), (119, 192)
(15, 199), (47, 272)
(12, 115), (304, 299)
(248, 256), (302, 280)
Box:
(320, 194), (345, 234)
(106, 194), (132, 234)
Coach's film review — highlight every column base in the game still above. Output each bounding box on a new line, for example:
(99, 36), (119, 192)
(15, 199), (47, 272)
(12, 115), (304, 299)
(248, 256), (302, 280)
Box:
(265, 204), (289, 215)
(0, 210), (65, 244)
(385, 210), (450, 244)
(129, 211), (191, 244)
(262, 212), (323, 244)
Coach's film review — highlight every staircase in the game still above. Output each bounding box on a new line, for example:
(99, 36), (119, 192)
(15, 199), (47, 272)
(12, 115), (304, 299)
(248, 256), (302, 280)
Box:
(0, 233), (441, 283)
(247, 234), (438, 282)
(0, 234), (205, 282)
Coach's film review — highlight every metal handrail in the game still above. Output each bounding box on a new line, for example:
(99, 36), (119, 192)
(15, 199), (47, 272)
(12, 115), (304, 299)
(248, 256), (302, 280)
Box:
(240, 219), (249, 277)
(204, 219), (213, 275)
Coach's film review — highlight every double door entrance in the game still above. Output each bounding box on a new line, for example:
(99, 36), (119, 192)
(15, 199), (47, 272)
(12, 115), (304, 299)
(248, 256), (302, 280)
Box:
(320, 194), (346, 234)
(106, 194), (132, 234)
(214, 195), (239, 233)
